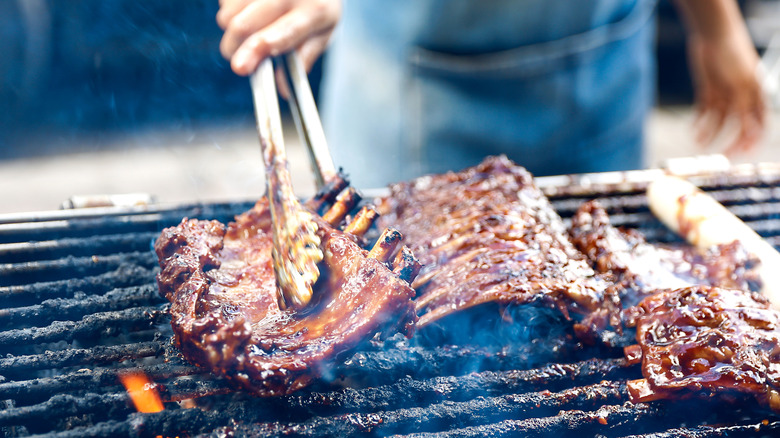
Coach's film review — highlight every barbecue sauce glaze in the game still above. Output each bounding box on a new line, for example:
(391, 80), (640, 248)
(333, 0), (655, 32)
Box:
(624, 286), (780, 412)
(155, 197), (417, 396)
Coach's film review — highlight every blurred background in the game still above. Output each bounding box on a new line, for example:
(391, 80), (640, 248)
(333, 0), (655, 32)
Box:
(1, 0), (779, 214)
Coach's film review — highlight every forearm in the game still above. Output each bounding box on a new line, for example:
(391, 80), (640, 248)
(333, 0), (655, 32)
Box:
(671, 0), (750, 40)
(672, 0), (766, 155)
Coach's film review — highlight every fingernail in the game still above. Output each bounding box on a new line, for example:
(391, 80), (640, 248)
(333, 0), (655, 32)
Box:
(233, 50), (251, 73)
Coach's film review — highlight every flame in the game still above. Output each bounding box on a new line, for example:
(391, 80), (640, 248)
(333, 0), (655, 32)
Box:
(119, 371), (165, 413)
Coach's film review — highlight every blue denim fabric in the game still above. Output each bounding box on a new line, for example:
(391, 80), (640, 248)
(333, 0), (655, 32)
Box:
(319, 0), (657, 187)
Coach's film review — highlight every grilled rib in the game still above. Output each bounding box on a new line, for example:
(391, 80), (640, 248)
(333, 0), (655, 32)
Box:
(569, 200), (761, 307)
(154, 178), (420, 396)
(624, 285), (780, 413)
(376, 156), (618, 333)
(569, 200), (780, 412)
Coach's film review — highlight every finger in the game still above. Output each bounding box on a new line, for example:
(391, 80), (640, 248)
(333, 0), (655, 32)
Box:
(216, 0), (255, 30)
(220, 0), (291, 60)
(249, 2), (337, 60)
(695, 106), (727, 147)
(230, 32), (274, 75)
(692, 107), (708, 144)
(726, 83), (768, 155)
(275, 65), (291, 100)
(692, 84), (716, 145)
(725, 111), (762, 156)
(298, 32), (332, 71)
(231, 5), (335, 75)
(752, 87), (768, 130)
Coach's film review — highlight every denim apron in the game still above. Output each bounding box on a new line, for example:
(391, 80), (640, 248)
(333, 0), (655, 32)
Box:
(319, 0), (657, 188)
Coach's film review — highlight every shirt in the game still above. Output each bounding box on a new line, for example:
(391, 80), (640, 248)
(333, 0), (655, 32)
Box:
(319, 0), (658, 187)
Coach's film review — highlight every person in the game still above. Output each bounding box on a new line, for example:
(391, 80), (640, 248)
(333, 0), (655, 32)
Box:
(216, 0), (767, 188)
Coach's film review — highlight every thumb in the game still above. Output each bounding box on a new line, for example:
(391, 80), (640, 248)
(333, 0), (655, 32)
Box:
(298, 32), (332, 72)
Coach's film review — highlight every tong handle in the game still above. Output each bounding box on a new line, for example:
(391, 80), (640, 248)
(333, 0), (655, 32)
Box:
(282, 52), (337, 188)
(251, 58), (286, 167)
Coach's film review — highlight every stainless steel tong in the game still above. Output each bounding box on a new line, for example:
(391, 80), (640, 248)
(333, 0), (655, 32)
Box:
(249, 53), (333, 310)
(280, 53), (337, 188)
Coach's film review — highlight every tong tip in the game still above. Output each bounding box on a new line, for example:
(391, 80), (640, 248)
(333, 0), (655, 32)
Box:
(273, 213), (324, 310)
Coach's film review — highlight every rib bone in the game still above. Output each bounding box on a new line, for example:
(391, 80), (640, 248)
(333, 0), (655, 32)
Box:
(393, 246), (422, 284)
(322, 188), (361, 226)
(368, 228), (403, 262)
(305, 173), (349, 214)
(344, 205), (380, 238)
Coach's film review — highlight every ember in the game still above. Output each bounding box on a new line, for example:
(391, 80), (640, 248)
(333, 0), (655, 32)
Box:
(119, 371), (164, 413)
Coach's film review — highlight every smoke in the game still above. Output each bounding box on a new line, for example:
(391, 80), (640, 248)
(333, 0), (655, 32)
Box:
(1, 0), (252, 155)
(412, 302), (578, 374)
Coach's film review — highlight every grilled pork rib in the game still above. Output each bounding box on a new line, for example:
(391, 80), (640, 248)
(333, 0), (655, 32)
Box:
(570, 200), (760, 307)
(624, 286), (780, 412)
(376, 156), (618, 332)
(572, 201), (780, 411)
(155, 179), (420, 396)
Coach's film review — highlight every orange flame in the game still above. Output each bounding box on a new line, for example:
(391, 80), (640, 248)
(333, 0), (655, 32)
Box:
(119, 371), (165, 413)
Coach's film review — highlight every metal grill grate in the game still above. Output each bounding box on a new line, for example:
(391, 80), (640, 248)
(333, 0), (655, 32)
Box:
(2, 166), (780, 437)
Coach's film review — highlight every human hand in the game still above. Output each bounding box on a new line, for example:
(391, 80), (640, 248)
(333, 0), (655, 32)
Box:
(217, 0), (341, 76)
(687, 31), (767, 155)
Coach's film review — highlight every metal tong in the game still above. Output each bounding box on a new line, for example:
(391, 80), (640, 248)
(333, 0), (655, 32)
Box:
(250, 53), (333, 310)
(280, 53), (337, 188)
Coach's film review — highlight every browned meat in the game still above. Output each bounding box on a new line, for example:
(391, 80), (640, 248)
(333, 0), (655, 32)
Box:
(570, 200), (760, 307)
(376, 155), (617, 331)
(623, 285), (780, 412)
(155, 182), (420, 397)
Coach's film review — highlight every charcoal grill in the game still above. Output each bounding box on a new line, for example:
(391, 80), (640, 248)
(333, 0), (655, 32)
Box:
(3, 161), (780, 437)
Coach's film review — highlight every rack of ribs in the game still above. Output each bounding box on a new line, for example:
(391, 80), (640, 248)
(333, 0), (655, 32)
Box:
(375, 155), (618, 333)
(154, 175), (420, 396)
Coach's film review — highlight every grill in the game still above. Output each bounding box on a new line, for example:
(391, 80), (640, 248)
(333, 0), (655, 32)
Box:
(3, 161), (780, 437)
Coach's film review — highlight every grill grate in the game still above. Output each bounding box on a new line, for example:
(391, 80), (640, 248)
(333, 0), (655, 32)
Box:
(2, 168), (780, 437)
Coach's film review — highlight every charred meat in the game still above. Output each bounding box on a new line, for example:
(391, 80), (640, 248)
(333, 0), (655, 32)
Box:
(376, 155), (617, 330)
(570, 200), (760, 307)
(624, 285), (780, 412)
(155, 179), (420, 396)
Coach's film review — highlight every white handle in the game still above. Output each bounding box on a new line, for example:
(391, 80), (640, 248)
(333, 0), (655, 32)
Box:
(648, 175), (780, 308)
